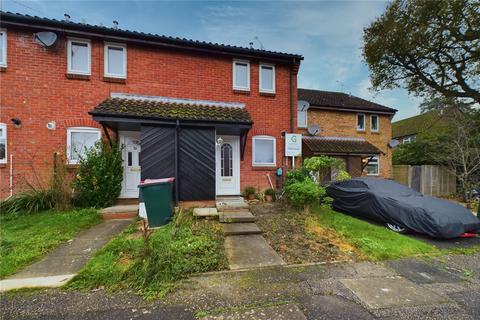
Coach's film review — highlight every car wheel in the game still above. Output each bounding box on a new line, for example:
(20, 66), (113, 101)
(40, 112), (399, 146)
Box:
(386, 223), (409, 234)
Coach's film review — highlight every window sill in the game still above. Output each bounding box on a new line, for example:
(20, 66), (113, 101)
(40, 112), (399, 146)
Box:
(233, 89), (250, 95)
(252, 166), (277, 171)
(66, 73), (91, 80)
(260, 91), (275, 97)
(103, 76), (127, 84)
(370, 131), (380, 134)
(66, 163), (80, 169)
(0, 66), (6, 72)
(0, 163), (6, 168)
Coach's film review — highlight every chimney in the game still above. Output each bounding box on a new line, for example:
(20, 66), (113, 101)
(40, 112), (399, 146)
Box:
(64, 13), (71, 22)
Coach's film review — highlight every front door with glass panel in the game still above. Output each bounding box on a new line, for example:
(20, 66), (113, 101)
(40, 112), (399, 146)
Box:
(216, 135), (240, 196)
(120, 132), (141, 198)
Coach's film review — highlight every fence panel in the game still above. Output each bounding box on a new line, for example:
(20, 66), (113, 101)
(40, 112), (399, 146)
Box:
(392, 165), (456, 196)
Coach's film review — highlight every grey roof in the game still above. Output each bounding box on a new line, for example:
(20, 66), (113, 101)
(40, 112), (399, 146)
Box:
(298, 88), (397, 114)
(0, 11), (303, 63)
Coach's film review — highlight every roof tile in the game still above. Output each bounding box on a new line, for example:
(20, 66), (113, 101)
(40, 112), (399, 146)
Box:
(303, 136), (382, 155)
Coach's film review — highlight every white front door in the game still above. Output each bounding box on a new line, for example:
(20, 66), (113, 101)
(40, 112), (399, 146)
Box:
(120, 132), (141, 198)
(216, 135), (240, 196)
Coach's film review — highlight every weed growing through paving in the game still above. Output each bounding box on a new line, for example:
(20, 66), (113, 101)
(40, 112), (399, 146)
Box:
(67, 210), (227, 299)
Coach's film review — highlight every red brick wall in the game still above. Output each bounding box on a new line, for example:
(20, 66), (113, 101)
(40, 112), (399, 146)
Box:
(0, 28), (297, 198)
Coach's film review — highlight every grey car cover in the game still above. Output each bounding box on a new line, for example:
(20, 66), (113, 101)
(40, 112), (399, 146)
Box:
(326, 177), (480, 239)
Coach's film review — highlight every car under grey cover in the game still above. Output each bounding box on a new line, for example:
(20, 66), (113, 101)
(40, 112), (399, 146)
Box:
(326, 178), (480, 239)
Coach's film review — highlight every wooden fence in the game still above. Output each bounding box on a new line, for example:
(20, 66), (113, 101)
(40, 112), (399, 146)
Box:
(392, 165), (456, 196)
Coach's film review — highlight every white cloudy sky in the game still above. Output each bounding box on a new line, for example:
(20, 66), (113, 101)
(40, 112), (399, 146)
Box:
(2, 0), (424, 120)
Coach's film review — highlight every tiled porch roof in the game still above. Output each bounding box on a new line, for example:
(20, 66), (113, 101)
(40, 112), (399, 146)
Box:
(90, 97), (253, 124)
(303, 136), (382, 156)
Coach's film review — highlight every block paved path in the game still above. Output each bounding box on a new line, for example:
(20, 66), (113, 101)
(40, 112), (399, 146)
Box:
(0, 219), (132, 292)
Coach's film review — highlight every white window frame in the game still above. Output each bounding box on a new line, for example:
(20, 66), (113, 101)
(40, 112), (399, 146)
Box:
(66, 127), (102, 164)
(370, 114), (379, 132)
(259, 63), (275, 93)
(252, 135), (276, 167)
(104, 42), (127, 78)
(357, 113), (366, 131)
(297, 108), (307, 128)
(366, 156), (380, 176)
(0, 29), (7, 67)
(67, 38), (91, 75)
(0, 123), (7, 164)
(232, 59), (250, 91)
(403, 137), (412, 144)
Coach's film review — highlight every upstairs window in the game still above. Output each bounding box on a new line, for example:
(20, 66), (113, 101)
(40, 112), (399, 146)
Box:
(0, 29), (7, 67)
(104, 42), (127, 78)
(366, 156), (380, 176)
(67, 38), (91, 75)
(357, 113), (366, 131)
(370, 115), (379, 132)
(297, 105), (308, 128)
(0, 123), (6, 164)
(252, 135), (276, 166)
(233, 60), (250, 91)
(67, 127), (101, 164)
(259, 63), (275, 93)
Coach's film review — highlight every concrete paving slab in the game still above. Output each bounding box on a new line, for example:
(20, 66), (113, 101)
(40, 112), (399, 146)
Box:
(193, 207), (218, 217)
(5, 219), (132, 281)
(0, 274), (75, 292)
(101, 204), (139, 213)
(220, 211), (255, 223)
(340, 276), (449, 310)
(222, 223), (261, 236)
(204, 303), (306, 320)
(224, 235), (285, 270)
(301, 295), (375, 320)
(386, 259), (462, 284)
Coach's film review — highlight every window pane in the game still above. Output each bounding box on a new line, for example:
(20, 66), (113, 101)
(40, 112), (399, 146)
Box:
(298, 110), (307, 127)
(221, 144), (233, 177)
(108, 46), (124, 75)
(70, 131), (99, 160)
(71, 42), (88, 72)
(261, 66), (273, 90)
(254, 139), (274, 164)
(367, 158), (379, 175)
(357, 115), (365, 129)
(371, 116), (378, 130)
(234, 63), (248, 88)
(0, 138), (5, 160)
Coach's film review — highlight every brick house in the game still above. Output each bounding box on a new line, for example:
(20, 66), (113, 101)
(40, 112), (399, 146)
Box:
(297, 89), (397, 178)
(0, 12), (302, 203)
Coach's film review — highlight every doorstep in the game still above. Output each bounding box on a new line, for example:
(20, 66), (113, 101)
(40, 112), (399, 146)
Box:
(101, 204), (138, 220)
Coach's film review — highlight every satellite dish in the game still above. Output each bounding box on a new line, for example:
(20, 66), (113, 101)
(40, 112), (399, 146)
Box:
(388, 139), (400, 148)
(34, 32), (58, 47)
(298, 100), (310, 111)
(307, 124), (320, 136)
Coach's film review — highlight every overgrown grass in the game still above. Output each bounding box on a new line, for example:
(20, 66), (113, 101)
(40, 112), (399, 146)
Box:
(0, 208), (102, 278)
(313, 206), (438, 260)
(67, 210), (227, 299)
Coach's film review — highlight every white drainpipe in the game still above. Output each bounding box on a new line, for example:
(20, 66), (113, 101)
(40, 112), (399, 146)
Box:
(9, 154), (13, 197)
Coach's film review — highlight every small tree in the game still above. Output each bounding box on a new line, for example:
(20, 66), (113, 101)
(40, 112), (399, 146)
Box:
(304, 156), (350, 183)
(72, 141), (123, 208)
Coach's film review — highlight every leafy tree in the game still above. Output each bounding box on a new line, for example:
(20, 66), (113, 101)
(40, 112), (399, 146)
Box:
(363, 0), (480, 105)
(392, 136), (436, 165)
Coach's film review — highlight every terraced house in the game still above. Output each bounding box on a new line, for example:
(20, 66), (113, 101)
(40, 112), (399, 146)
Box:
(297, 89), (397, 178)
(0, 11), (302, 204)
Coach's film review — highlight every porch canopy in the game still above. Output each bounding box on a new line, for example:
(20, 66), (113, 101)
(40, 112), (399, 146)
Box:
(302, 136), (383, 177)
(90, 94), (253, 202)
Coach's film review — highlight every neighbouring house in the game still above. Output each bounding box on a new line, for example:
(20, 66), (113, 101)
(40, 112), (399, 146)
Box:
(392, 109), (452, 144)
(297, 89), (397, 178)
(0, 11), (303, 205)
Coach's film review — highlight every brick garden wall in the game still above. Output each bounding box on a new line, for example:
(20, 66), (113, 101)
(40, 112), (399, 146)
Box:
(298, 109), (393, 178)
(0, 28), (297, 198)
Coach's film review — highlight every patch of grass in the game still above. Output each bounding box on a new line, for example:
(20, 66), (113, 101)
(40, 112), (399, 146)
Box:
(195, 300), (292, 318)
(67, 210), (227, 299)
(313, 206), (438, 260)
(0, 208), (102, 278)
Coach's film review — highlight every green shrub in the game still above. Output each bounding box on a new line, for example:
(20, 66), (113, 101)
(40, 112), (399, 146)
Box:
(284, 168), (311, 186)
(264, 188), (276, 196)
(72, 141), (123, 208)
(243, 186), (256, 196)
(336, 170), (351, 182)
(284, 179), (326, 212)
(0, 189), (56, 215)
(321, 196), (334, 209)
